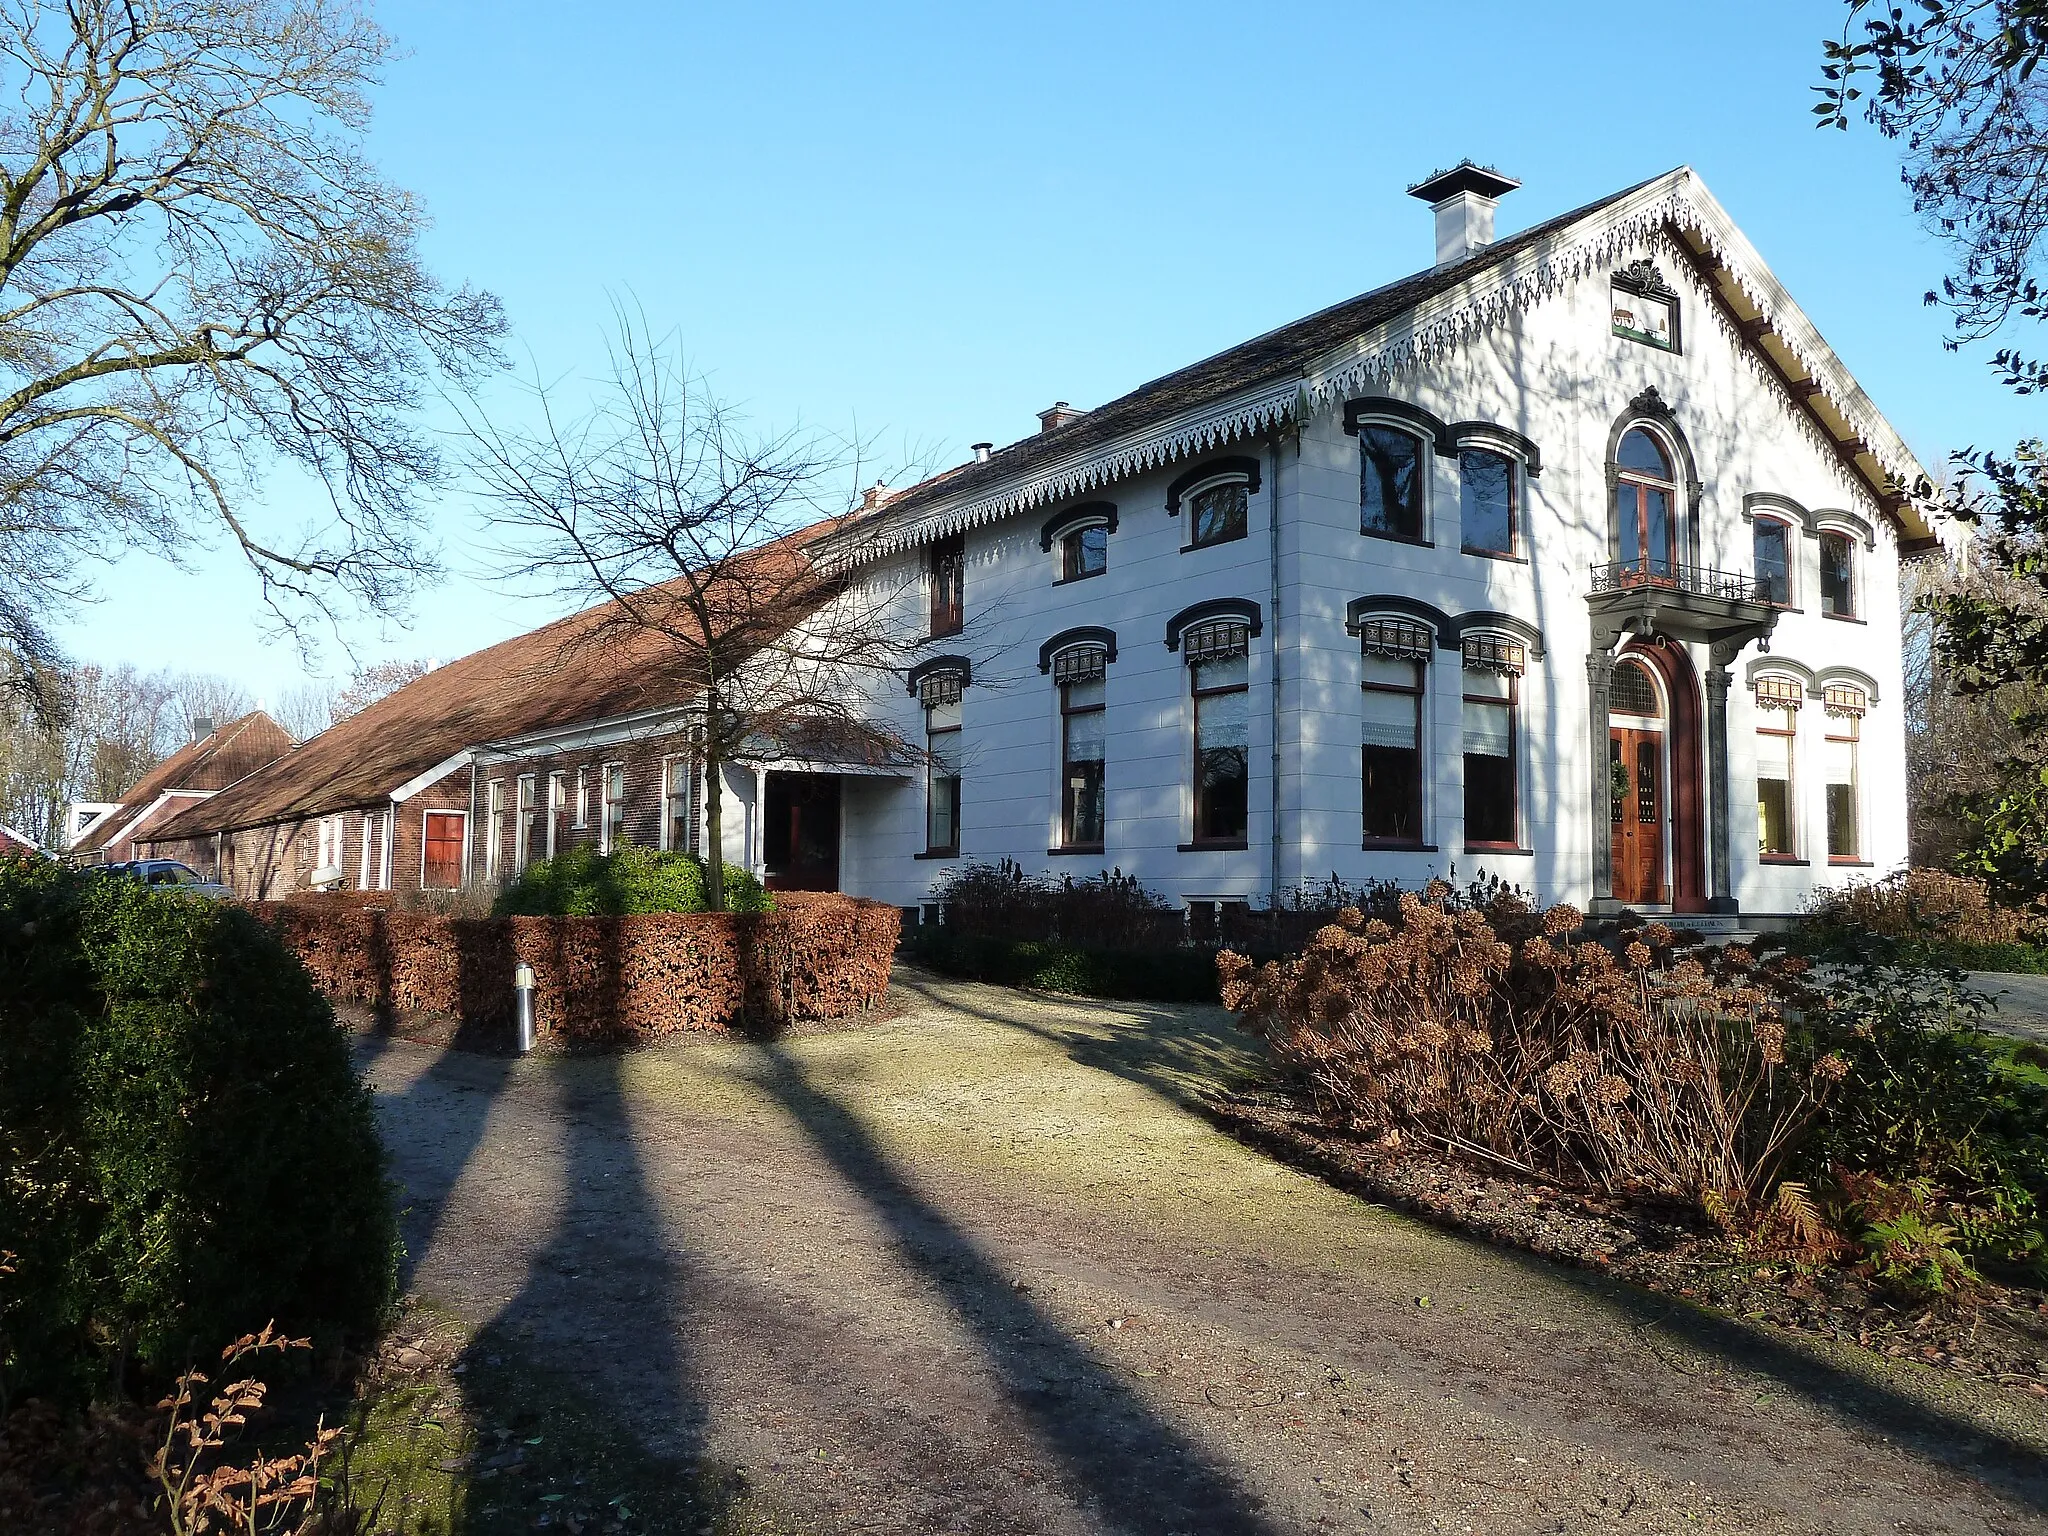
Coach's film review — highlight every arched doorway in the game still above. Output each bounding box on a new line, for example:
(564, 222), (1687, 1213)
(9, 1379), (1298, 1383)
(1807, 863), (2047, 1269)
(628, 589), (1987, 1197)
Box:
(1608, 658), (1666, 905)
(1609, 641), (1707, 911)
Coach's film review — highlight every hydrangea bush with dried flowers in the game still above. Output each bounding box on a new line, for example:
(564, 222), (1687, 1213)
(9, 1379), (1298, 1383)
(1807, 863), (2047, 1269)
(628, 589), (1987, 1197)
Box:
(1219, 884), (1846, 1214)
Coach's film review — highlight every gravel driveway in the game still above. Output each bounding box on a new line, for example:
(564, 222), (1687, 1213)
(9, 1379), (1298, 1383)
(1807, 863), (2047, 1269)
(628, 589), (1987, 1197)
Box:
(363, 967), (2048, 1535)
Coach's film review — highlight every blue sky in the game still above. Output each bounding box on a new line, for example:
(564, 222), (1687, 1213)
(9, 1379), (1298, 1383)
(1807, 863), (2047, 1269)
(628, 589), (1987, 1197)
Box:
(67, 0), (2040, 704)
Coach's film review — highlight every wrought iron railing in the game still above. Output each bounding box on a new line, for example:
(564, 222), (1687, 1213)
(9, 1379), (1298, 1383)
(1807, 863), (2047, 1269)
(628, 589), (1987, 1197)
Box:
(1589, 559), (1769, 603)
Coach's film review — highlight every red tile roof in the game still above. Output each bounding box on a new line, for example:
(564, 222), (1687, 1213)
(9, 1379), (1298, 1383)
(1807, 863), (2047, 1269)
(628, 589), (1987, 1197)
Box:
(72, 711), (294, 853)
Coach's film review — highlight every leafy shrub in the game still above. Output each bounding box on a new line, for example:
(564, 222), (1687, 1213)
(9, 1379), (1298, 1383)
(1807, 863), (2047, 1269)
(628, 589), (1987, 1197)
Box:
(904, 928), (1221, 1003)
(1803, 868), (2044, 946)
(0, 860), (396, 1405)
(1222, 885), (1846, 1211)
(493, 843), (769, 916)
(1790, 932), (2048, 1276)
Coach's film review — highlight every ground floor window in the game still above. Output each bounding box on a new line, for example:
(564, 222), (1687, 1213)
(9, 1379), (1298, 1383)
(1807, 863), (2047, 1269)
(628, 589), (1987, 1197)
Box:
(547, 771), (566, 858)
(665, 756), (700, 854)
(1362, 654), (1424, 845)
(1191, 645), (1250, 844)
(1757, 704), (1797, 858)
(1060, 670), (1106, 849)
(926, 697), (962, 855)
(515, 775), (539, 871)
(602, 763), (626, 851)
(1461, 661), (1517, 848)
(485, 781), (504, 878)
(1825, 710), (1860, 861)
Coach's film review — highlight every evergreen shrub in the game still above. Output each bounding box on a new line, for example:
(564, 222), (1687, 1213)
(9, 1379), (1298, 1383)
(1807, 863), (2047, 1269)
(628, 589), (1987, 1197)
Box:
(492, 843), (770, 916)
(0, 860), (396, 1405)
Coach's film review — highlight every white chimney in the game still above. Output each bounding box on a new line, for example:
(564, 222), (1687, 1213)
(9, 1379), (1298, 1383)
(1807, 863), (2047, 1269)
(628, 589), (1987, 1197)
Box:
(1406, 162), (1520, 268)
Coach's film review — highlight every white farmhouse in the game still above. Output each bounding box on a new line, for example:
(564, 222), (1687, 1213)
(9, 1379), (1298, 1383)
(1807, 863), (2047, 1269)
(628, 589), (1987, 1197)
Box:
(805, 164), (1933, 926)
(148, 165), (1936, 928)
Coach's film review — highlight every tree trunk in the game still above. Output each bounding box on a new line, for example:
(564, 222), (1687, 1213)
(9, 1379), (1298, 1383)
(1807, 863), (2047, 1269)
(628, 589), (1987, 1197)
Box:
(703, 730), (726, 913)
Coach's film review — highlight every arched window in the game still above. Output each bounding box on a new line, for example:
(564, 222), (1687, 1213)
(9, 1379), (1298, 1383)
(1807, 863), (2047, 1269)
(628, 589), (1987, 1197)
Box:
(1614, 428), (1676, 579)
(1360, 424), (1425, 541)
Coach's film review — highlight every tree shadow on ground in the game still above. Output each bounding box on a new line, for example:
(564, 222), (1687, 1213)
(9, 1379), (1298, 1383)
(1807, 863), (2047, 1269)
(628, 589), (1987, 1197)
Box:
(438, 1054), (752, 1534)
(891, 965), (1270, 1113)
(738, 1036), (1287, 1536)
(893, 967), (2048, 1519)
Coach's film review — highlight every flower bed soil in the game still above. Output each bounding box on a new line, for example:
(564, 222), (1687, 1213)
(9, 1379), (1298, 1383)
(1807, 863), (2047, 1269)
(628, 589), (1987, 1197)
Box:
(1206, 1085), (2048, 1396)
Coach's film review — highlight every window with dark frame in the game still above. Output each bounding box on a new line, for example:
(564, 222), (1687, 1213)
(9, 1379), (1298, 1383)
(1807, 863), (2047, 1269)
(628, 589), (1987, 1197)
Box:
(1611, 262), (1681, 352)
(1824, 690), (1865, 861)
(1819, 531), (1856, 618)
(1360, 424), (1423, 540)
(1361, 652), (1424, 845)
(1459, 447), (1516, 556)
(925, 686), (962, 855)
(664, 757), (700, 855)
(1188, 626), (1250, 844)
(1188, 481), (1249, 549)
(1613, 428), (1677, 579)
(1461, 639), (1521, 849)
(1058, 523), (1108, 582)
(515, 774), (538, 871)
(1753, 518), (1793, 606)
(1057, 650), (1107, 850)
(929, 534), (965, 637)
(1755, 684), (1799, 858)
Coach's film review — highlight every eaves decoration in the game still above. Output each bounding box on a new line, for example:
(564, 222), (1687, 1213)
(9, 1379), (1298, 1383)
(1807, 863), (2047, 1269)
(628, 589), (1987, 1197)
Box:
(820, 169), (1931, 570)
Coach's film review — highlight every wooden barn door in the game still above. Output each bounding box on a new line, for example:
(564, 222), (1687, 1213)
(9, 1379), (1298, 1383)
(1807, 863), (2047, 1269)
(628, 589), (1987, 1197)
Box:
(422, 811), (465, 889)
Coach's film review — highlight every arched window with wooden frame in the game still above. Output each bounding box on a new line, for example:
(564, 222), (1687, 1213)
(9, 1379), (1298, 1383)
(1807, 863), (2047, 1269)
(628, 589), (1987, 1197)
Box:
(1613, 427), (1678, 581)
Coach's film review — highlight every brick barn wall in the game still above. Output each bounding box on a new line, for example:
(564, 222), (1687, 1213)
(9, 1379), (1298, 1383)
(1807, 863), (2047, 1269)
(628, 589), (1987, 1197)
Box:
(476, 728), (712, 884)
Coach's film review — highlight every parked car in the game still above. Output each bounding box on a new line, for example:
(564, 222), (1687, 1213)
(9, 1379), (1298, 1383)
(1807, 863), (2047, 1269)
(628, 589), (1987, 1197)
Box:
(104, 859), (234, 899)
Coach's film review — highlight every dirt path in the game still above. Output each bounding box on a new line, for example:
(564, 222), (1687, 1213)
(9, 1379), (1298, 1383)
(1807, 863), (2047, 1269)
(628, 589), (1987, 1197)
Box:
(363, 967), (2048, 1535)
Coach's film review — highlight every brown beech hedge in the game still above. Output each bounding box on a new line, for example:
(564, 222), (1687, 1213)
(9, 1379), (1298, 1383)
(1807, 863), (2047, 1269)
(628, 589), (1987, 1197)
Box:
(251, 892), (899, 1046)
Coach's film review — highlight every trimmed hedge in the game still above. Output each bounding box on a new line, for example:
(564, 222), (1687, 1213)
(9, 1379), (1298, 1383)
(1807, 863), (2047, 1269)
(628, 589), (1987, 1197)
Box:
(0, 860), (396, 1404)
(257, 891), (899, 1045)
(904, 927), (1221, 1003)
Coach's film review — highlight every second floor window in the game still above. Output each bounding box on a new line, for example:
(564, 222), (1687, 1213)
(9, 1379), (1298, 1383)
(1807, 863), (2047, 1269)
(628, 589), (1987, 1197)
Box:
(1460, 447), (1516, 556)
(1362, 654), (1424, 845)
(1059, 524), (1107, 582)
(929, 535), (965, 637)
(1820, 532), (1856, 618)
(1189, 482), (1248, 549)
(1614, 428), (1676, 578)
(1361, 425), (1423, 540)
(1754, 518), (1792, 605)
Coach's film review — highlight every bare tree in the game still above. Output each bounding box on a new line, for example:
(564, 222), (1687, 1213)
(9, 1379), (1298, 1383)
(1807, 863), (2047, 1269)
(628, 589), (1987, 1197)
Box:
(464, 317), (936, 910)
(167, 670), (252, 740)
(329, 656), (432, 722)
(0, 0), (506, 678)
(270, 678), (335, 742)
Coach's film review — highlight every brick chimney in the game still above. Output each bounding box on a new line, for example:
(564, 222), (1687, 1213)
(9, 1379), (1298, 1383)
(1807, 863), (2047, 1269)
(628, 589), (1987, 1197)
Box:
(1037, 402), (1086, 434)
(1406, 162), (1520, 268)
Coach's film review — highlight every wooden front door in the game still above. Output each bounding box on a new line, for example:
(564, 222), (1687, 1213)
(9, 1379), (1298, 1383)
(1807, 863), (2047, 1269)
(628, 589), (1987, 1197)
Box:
(422, 810), (465, 889)
(1609, 728), (1665, 906)
(763, 773), (841, 892)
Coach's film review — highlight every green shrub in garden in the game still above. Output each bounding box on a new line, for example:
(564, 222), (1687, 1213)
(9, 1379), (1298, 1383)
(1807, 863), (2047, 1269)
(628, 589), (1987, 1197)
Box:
(0, 858), (397, 1405)
(492, 843), (770, 916)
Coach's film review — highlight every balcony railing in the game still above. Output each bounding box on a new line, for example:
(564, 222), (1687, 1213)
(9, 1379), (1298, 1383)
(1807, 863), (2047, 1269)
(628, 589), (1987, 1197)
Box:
(1589, 559), (1769, 604)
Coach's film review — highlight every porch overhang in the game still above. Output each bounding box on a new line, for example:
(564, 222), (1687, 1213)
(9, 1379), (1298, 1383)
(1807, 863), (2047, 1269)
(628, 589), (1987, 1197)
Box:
(1586, 563), (1778, 660)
